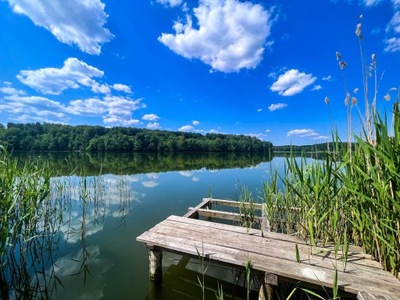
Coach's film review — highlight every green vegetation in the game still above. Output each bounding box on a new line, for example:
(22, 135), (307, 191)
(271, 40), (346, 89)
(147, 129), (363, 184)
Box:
(0, 146), (60, 299)
(0, 122), (273, 154)
(260, 17), (400, 282)
(273, 142), (350, 154)
(14, 151), (272, 177)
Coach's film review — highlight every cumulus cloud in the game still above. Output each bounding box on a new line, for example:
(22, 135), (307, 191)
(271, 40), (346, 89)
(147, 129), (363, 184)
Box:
(312, 85), (322, 91)
(113, 84), (132, 93)
(146, 122), (161, 130)
(156, 0), (183, 7)
(0, 88), (68, 120)
(270, 69), (317, 96)
(287, 129), (318, 137)
(5, 0), (113, 55)
(158, 0), (274, 72)
(142, 114), (160, 121)
(17, 58), (107, 95)
(0, 83), (145, 127)
(178, 125), (195, 132)
(192, 120), (200, 125)
(268, 103), (287, 111)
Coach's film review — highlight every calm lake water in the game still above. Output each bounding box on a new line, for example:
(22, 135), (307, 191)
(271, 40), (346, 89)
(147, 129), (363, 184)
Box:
(7, 152), (296, 300)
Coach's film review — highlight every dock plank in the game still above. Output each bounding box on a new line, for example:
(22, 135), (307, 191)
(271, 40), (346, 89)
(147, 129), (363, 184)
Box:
(145, 217), (397, 288)
(137, 215), (400, 299)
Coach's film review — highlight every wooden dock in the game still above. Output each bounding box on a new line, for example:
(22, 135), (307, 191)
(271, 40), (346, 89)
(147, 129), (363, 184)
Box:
(136, 198), (400, 300)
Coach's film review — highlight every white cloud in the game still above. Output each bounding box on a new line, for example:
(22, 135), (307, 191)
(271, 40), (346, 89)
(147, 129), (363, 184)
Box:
(270, 69), (317, 96)
(178, 125), (195, 132)
(0, 88), (67, 119)
(142, 181), (159, 188)
(384, 3), (400, 52)
(142, 114), (160, 121)
(322, 75), (332, 81)
(17, 58), (106, 95)
(313, 135), (330, 140)
(146, 122), (161, 130)
(208, 129), (220, 134)
(0, 85), (25, 96)
(311, 85), (322, 91)
(192, 120), (200, 125)
(287, 129), (318, 137)
(363, 0), (383, 5)
(158, 0), (274, 72)
(0, 82), (145, 127)
(156, 0), (183, 7)
(385, 37), (400, 51)
(179, 171), (193, 177)
(245, 132), (268, 140)
(6, 0), (113, 55)
(268, 103), (287, 111)
(113, 84), (132, 93)
(257, 108), (262, 112)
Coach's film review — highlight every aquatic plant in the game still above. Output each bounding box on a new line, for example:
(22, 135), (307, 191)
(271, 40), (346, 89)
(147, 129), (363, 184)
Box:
(260, 16), (400, 279)
(0, 146), (63, 299)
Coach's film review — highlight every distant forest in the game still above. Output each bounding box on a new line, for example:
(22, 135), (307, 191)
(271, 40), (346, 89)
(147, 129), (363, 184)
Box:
(0, 123), (273, 153)
(274, 142), (350, 153)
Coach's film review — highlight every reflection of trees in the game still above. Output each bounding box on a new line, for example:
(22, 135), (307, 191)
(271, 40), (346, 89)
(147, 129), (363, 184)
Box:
(15, 152), (273, 176)
(0, 149), (130, 299)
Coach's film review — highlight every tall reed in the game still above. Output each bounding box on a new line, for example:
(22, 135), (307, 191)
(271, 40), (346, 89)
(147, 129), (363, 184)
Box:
(259, 17), (400, 278)
(0, 146), (63, 299)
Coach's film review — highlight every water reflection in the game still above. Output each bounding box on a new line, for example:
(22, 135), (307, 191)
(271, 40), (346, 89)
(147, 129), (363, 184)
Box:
(14, 152), (272, 176)
(3, 152), (276, 299)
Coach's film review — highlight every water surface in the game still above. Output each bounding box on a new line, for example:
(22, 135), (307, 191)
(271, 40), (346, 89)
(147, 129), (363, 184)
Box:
(7, 152), (291, 299)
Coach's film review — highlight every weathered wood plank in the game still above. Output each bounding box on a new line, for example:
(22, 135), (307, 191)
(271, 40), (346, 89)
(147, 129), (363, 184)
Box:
(183, 198), (211, 218)
(144, 219), (396, 288)
(137, 207), (400, 300)
(209, 198), (301, 212)
(197, 208), (264, 223)
(137, 216), (400, 295)
(137, 231), (400, 298)
(167, 215), (374, 261)
(210, 198), (263, 210)
(357, 291), (393, 300)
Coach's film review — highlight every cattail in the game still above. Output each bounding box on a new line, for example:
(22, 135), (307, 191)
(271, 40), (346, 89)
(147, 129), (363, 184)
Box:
(336, 51), (341, 60)
(384, 93), (391, 101)
(355, 23), (363, 39)
(351, 97), (357, 105)
(324, 97), (330, 104)
(353, 88), (359, 94)
(344, 93), (350, 105)
(339, 61), (347, 69)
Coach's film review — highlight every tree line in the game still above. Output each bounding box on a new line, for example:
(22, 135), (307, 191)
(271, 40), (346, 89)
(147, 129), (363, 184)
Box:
(14, 152), (273, 176)
(273, 142), (350, 154)
(0, 123), (273, 154)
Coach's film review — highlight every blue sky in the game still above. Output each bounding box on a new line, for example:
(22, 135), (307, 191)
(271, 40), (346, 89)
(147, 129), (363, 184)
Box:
(0, 0), (398, 145)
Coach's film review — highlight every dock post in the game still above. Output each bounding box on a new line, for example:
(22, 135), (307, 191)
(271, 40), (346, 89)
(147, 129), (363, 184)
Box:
(148, 246), (162, 282)
(259, 272), (278, 300)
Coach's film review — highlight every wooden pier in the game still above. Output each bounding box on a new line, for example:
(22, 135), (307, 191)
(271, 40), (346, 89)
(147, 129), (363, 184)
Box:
(136, 198), (400, 299)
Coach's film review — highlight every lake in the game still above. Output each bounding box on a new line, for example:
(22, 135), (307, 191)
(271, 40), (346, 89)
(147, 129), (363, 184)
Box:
(5, 152), (293, 300)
